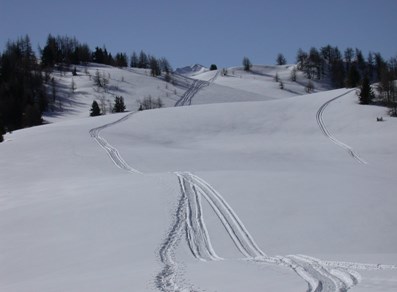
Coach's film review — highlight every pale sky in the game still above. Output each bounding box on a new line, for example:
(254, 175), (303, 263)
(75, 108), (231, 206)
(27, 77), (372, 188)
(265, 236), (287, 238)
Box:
(1, 0), (396, 69)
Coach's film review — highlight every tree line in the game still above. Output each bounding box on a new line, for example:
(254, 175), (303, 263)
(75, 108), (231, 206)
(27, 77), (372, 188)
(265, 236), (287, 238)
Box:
(0, 34), (174, 142)
(40, 34), (172, 74)
(0, 36), (48, 142)
(293, 45), (396, 88)
(245, 46), (396, 92)
(244, 45), (397, 114)
(292, 45), (397, 112)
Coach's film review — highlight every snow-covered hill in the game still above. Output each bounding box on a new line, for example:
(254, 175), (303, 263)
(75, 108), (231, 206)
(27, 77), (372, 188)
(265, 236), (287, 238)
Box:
(43, 64), (187, 123)
(174, 64), (208, 76)
(1, 63), (396, 292)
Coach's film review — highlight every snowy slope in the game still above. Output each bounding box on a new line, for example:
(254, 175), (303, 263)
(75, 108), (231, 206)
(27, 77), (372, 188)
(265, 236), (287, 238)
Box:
(44, 64), (184, 123)
(1, 63), (397, 292)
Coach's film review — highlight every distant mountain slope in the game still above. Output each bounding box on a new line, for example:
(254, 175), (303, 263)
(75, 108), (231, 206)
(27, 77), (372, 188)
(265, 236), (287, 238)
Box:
(175, 64), (209, 76)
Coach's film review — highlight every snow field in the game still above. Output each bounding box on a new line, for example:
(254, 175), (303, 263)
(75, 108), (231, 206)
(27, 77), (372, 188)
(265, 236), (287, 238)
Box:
(1, 64), (397, 291)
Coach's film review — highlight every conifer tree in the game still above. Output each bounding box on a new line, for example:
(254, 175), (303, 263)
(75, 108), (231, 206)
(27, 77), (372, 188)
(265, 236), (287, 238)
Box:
(242, 57), (252, 71)
(359, 76), (373, 105)
(0, 36), (47, 131)
(150, 56), (161, 76)
(113, 96), (126, 112)
(90, 100), (101, 116)
(346, 64), (361, 88)
(138, 50), (148, 68)
(130, 51), (139, 67)
(276, 53), (287, 65)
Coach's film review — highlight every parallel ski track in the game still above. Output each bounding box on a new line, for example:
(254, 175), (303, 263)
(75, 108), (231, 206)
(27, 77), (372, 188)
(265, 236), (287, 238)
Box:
(177, 173), (222, 262)
(175, 71), (219, 107)
(175, 171), (396, 292)
(90, 86), (396, 292)
(316, 89), (367, 164)
(89, 112), (143, 174)
(176, 172), (267, 260)
(175, 79), (209, 106)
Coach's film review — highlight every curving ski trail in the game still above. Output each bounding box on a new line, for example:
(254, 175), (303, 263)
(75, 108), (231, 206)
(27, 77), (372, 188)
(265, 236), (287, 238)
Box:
(89, 86), (396, 291)
(89, 112), (143, 174)
(316, 90), (367, 164)
(90, 113), (189, 291)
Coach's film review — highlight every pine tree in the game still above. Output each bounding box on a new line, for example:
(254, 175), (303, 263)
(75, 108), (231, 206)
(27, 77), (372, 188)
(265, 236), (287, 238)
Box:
(159, 57), (172, 74)
(90, 100), (101, 116)
(296, 48), (308, 70)
(41, 34), (60, 68)
(359, 76), (373, 105)
(150, 56), (161, 76)
(0, 36), (47, 131)
(346, 64), (361, 88)
(113, 96), (126, 112)
(276, 53), (287, 65)
(138, 50), (148, 68)
(242, 57), (252, 71)
(115, 53), (128, 67)
(130, 51), (139, 67)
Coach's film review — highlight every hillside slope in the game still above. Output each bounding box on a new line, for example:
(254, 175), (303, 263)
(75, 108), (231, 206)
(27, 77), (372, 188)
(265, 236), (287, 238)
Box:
(1, 64), (396, 292)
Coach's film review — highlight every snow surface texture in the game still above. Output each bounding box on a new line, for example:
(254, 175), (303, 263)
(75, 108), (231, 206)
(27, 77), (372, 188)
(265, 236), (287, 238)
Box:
(91, 92), (397, 292)
(1, 65), (397, 291)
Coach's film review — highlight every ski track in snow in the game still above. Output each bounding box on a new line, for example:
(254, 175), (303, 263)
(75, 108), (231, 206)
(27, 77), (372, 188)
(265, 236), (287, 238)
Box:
(90, 113), (187, 291)
(175, 71), (219, 106)
(89, 112), (143, 174)
(316, 89), (367, 164)
(176, 172), (266, 260)
(90, 86), (396, 291)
